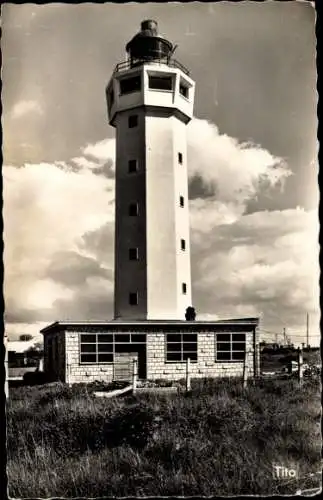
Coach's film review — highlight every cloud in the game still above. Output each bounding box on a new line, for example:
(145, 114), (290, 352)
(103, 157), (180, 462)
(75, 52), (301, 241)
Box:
(3, 117), (317, 344)
(47, 250), (113, 287)
(191, 208), (319, 339)
(187, 119), (290, 201)
(53, 276), (114, 321)
(82, 138), (116, 166)
(3, 155), (115, 331)
(5, 322), (48, 342)
(11, 99), (43, 119)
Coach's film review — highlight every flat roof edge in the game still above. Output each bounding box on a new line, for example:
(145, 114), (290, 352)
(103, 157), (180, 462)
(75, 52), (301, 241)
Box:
(40, 318), (260, 334)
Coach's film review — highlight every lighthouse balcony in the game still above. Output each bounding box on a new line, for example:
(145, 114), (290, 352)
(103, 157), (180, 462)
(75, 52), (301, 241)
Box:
(107, 62), (195, 126)
(113, 57), (190, 77)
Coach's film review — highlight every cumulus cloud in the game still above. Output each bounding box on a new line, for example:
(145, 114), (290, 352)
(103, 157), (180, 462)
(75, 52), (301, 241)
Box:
(3, 154), (115, 335)
(187, 119), (290, 200)
(192, 208), (319, 339)
(82, 138), (116, 166)
(11, 99), (43, 119)
(3, 117), (318, 344)
(187, 118), (292, 233)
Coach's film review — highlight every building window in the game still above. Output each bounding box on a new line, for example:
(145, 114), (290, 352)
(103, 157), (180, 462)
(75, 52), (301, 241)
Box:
(79, 333), (146, 364)
(166, 333), (197, 362)
(182, 283), (187, 294)
(181, 239), (186, 251)
(215, 333), (246, 361)
(179, 82), (189, 98)
(179, 196), (184, 207)
(80, 333), (113, 364)
(120, 75), (141, 95)
(128, 203), (139, 216)
(128, 159), (138, 173)
(129, 292), (138, 305)
(129, 248), (139, 260)
(178, 152), (183, 164)
(148, 75), (173, 91)
(128, 115), (138, 128)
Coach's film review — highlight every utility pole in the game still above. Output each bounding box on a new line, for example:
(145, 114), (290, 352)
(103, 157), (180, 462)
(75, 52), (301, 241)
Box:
(283, 327), (286, 346)
(306, 313), (309, 349)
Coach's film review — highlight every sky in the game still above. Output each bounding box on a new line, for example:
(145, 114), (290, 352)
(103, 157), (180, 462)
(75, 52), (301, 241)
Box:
(2, 1), (320, 346)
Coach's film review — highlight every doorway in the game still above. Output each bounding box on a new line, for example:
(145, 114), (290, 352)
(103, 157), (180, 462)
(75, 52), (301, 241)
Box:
(114, 343), (147, 380)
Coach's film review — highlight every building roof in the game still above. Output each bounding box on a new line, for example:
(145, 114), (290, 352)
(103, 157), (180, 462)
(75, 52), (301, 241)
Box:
(40, 318), (260, 335)
(7, 339), (39, 353)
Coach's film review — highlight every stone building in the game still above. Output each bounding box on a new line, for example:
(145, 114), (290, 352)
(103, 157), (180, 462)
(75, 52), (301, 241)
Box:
(41, 319), (259, 384)
(41, 20), (260, 384)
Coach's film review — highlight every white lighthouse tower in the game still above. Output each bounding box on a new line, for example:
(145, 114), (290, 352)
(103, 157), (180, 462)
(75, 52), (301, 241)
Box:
(106, 20), (195, 321)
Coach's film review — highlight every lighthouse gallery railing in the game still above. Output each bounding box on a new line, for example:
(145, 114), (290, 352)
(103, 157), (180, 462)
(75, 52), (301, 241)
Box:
(113, 58), (190, 76)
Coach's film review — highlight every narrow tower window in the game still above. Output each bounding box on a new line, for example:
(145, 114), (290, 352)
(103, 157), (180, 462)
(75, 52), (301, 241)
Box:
(128, 203), (139, 216)
(129, 248), (139, 260)
(129, 292), (138, 306)
(128, 115), (138, 128)
(128, 159), (138, 173)
(182, 283), (187, 294)
(179, 196), (184, 207)
(181, 239), (186, 251)
(178, 152), (183, 164)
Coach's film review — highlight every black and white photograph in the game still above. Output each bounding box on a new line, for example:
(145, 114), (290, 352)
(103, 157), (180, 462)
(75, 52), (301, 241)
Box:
(2, 1), (321, 497)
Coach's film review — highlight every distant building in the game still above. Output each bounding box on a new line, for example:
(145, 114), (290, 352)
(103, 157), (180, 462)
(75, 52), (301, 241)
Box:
(7, 339), (41, 367)
(260, 342), (280, 352)
(41, 20), (260, 384)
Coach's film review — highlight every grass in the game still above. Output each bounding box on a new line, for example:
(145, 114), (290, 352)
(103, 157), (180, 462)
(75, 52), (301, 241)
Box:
(6, 377), (322, 496)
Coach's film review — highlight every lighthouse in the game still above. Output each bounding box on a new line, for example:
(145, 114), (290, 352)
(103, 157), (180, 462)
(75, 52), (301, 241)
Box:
(106, 20), (196, 320)
(41, 20), (260, 385)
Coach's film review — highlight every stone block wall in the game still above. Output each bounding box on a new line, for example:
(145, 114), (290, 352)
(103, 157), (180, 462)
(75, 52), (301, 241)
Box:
(65, 330), (114, 385)
(43, 324), (257, 384)
(146, 330), (255, 380)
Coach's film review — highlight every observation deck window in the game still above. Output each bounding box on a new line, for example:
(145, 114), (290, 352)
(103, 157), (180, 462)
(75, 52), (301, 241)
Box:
(148, 75), (173, 91)
(179, 83), (189, 98)
(120, 75), (141, 95)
